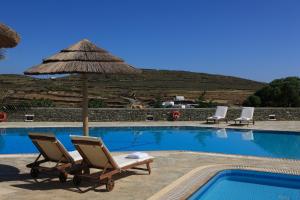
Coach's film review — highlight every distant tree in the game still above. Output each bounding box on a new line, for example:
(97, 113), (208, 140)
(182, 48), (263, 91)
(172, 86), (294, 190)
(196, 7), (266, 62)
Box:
(88, 99), (106, 108)
(196, 91), (217, 108)
(244, 77), (300, 107)
(152, 96), (163, 108)
(243, 95), (261, 107)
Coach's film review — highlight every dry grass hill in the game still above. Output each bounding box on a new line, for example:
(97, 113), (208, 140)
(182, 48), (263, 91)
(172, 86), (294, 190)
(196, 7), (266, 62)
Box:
(0, 69), (265, 108)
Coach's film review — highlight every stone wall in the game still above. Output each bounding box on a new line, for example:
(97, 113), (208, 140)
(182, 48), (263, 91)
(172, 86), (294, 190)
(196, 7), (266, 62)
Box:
(6, 107), (300, 122)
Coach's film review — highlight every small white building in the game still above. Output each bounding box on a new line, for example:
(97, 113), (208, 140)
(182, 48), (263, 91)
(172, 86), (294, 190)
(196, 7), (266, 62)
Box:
(174, 96), (185, 101)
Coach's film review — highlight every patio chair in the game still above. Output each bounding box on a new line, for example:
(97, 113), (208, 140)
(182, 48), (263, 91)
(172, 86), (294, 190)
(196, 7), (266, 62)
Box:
(70, 135), (154, 192)
(27, 133), (82, 182)
(234, 107), (255, 125)
(206, 106), (228, 123)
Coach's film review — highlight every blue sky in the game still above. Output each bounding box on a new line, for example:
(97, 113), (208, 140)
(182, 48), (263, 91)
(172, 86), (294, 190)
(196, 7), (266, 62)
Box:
(0, 0), (300, 82)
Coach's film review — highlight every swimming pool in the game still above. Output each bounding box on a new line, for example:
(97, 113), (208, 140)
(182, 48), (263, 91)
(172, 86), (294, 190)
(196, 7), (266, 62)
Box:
(0, 126), (300, 159)
(188, 169), (300, 200)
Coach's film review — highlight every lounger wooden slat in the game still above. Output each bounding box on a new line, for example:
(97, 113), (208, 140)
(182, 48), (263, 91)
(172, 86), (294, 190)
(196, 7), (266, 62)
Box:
(27, 133), (82, 182)
(70, 135), (153, 192)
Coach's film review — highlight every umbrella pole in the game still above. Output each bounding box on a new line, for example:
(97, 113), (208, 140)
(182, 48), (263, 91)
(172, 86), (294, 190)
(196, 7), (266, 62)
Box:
(82, 74), (89, 136)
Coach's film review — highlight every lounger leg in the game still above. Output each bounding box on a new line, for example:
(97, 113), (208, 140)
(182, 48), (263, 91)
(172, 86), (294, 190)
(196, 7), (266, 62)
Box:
(146, 163), (151, 175)
(59, 171), (68, 183)
(32, 153), (42, 167)
(106, 178), (115, 192)
(27, 154), (47, 168)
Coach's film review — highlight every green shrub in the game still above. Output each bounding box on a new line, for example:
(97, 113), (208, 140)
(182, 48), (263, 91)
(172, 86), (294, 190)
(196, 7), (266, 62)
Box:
(243, 95), (261, 107)
(31, 98), (55, 107)
(196, 99), (217, 108)
(244, 77), (300, 107)
(196, 91), (217, 108)
(88, 99), (106, 108)
(152, 96), (163, 108)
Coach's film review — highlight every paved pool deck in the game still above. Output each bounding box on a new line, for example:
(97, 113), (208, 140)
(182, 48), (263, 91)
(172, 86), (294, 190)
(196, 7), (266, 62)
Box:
(1, 152), (300, 200)
(1, 121), (300, 200)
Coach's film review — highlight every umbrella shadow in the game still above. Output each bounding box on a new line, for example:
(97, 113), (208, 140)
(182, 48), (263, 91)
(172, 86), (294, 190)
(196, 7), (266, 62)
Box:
(0, 164), (65, 185)
(0, 164), (31, 182)
(11, 170), (147, 193)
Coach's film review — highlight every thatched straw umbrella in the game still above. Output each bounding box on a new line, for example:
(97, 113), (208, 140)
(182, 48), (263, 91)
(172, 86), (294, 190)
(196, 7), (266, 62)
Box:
(0, 23), (20, 48)
(24, 39), (140, 135)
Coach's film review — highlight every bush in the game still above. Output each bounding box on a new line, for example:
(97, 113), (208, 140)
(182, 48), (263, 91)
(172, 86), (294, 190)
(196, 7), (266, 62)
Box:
(196, 99), (217, 108)
(244, 77), (300, 107)
(196, 91), (217, 108)
(88, 99), (106, 108)
(243, 95), (261, 107)
(151, 96), (163, 108)
(31, 98), (55, 107)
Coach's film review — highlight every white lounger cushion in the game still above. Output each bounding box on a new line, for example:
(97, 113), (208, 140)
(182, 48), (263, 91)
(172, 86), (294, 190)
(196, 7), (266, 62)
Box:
(207, 106), (228, 120)
(113, 154), (154, 168)
(235, 107), (255, 121)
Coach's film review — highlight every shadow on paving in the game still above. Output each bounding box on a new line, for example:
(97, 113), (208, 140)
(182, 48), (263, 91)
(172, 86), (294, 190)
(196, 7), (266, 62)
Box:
(11, 170), (148, 193)
(228, 124), (253, 127)
(0, 164), (32, 182)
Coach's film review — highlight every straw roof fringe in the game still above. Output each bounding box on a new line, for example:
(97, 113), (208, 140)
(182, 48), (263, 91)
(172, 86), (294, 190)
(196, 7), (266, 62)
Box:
(24, 39), (140, 75)
(0, 23), (20, 48)
(45, 51), (124, 62)
(26, 61), (139, 74)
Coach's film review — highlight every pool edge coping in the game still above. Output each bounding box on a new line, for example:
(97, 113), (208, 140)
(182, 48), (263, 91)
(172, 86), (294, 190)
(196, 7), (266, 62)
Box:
(1, 121), (300, 133)
(147, 163), (300, 200)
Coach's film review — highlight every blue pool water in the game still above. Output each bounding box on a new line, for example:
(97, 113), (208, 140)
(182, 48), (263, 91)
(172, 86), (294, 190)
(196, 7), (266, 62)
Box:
(0, 126), (300, 159)
(188, 170), (300, 200)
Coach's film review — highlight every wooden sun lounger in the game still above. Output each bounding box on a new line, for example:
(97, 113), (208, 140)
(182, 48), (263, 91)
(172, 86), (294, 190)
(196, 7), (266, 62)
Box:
(70, 135), (154, 192)
(27, 133), (82, 182)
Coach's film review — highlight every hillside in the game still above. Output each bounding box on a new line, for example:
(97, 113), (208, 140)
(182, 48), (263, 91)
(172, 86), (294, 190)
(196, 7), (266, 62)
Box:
(0, 69), (265, 107)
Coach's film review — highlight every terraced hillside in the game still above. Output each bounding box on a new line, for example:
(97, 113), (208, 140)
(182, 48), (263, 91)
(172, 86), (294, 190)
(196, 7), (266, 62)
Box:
(0, 69), (265, 107)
